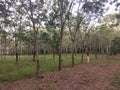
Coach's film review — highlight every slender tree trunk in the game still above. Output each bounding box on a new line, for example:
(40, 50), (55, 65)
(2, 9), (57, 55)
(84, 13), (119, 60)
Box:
(1, 44), (3, 58)
(86, 33), (90, 63)
(58, 0), (64, 70)
(29, 0), (36, 62)
(75, 48), (77, 56)
(3, 37), (7, 58)
(98, 44), (101, 54)
(0, 36), (2, 58)
(15, 37), (18, 64)
(33, 27), (36, 61)
(27, 45), (30, 55)
(19, 41), (22, 55)
(81, 52), (84, 64)
(94, 44), (98, 60)
(35, 29), (39, 77)
(58, 0), (73, 71)
(52, 48), (55, 59)
(71, 40), (75, 67)
(81, 48), (84, 64)
(29, 0), (40, 77)
(58, 35), (62, 71)
(43, 47), (46, 60)
(94, 51), (97, 60)
(65, 48), (68, 57)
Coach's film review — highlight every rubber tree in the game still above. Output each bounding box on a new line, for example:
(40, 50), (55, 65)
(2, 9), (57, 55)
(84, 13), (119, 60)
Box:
(0, 0), (13, 58)
(10, 1), (26, 64)
(67, 1), (84, 67)
(58, 0), (74, 71)
(45, 5), (60, 59)
(20, 0), (47, 77)
(39, 31), (50, 55)
(80, 0), (108, 63)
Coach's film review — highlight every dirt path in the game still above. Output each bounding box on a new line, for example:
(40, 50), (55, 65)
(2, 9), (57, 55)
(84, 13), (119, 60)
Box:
(0, 56), (120, 90)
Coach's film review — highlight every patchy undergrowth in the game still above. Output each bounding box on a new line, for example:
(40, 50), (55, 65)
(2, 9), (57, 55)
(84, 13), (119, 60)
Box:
(0, 55), (120, 90)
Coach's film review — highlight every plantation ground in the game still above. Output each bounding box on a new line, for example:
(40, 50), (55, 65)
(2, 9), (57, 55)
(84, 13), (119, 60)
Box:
(0, 54), (98, 83)
(0, 54), (120, 90)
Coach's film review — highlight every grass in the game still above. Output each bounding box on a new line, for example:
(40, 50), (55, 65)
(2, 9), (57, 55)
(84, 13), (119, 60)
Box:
(113, 56), (120, 90)
(115, 72), (120, 89)
(0, 54), (100, 83)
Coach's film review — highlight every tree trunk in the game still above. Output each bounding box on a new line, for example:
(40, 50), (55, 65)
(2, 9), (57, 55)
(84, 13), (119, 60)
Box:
(33, 30), (36, 61)
(15, 37), (18, 64)
(58, 27), (64, 71)
(3, 37), (7, 58)
(71, 40), (75, 67)
(94, 44), (98, 60)
(86, 33), (90, 63)
(0, 36), (3, 58)
(43, 47), (46, 60)
(52, 48), (56, 59)
(95, 53), (97, 60)
(81, 48), (84, 64)
(29, 0), (36, 62)
(58, 36), (62, 71)
(35, 30), (39, 77)
(29, 0), (40, 77)
(65, 48), (68, 57)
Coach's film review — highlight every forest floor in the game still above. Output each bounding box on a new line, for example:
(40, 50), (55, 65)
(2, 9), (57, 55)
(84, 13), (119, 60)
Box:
(0, 55), (120, 90)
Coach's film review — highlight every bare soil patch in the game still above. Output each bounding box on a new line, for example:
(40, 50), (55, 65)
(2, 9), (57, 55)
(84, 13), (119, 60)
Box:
(0, 56), (120, 90)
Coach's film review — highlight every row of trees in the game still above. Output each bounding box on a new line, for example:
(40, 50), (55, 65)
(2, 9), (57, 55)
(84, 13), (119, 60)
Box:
(0, 0), (120, 77)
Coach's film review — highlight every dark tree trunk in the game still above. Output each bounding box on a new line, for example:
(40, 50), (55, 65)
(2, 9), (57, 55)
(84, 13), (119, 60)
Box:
(3, 37), (7, 58)
(0, 36), (3, 58)
(71, 40), (75, 67)
(29, 0), (36, 62)
(65, 48), (68, 57)
(94, 44), (98, 60)
(35, 29), (39, 77)
(15, 38), (18, 64)
(81, 48), (84, 64)
(52, 48), (56, 59)
(58, 33), (63, 71)
(43, 47), (46, 60)
(95, 52), (97, 60)
(33, 24), (36, 61)
(85, 33), (90, 63)
(29, 0), (40, 77)
(58, 0), (73, 71)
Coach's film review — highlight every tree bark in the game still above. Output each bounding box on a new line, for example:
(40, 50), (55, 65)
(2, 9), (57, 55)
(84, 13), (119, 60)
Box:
(29, 0), (36, 62)
(52, 48), (56, 59)
(29, 0), (40, 77)
(3, 35), (7, 58)
(43, 47), (46, 60)
(81, 46), (84, 64)
(33, 23), (36, 61)
(65, 48), (68, 57)
(0, 35), (3, 58)
(15, 38), (18, 64)
(35, 30), (39, 77)
(58, 0), (73, 71)
(86, 33), (90, 63)
(58, 32), (63, 71)
(71, 40), (75, 67)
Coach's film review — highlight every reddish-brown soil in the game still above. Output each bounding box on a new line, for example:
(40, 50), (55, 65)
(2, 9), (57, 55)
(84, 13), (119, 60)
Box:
(0, 56), (120, 90)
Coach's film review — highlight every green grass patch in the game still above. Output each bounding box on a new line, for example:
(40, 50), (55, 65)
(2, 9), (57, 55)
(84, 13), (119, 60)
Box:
(113, 59), (120, 90)
(114, 72), (120, 89)
(0, 54), (101, 83)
